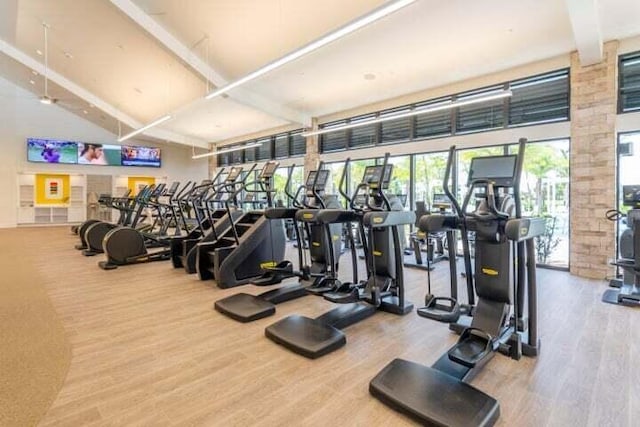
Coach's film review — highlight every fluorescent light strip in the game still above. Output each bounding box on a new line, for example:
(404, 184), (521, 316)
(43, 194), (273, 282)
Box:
(191, 141), (263, 159)
(117, 115), (172, 142)
(204, 0), (416, 100)
(302, 90), (513, 137)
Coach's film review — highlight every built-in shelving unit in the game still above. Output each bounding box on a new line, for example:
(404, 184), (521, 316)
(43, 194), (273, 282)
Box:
(17, 173), (86, 225)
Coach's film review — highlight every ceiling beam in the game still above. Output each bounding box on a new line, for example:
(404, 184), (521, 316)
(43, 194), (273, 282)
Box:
(0, 38), (210, 148)
(565, 0), (603, 66)
(108, 0), (310, 126)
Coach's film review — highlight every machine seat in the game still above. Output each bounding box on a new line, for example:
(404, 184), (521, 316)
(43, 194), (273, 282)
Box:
(265, 315), (346, 359)
(370, 358), (499, 427)
(214, 293), (275, 322)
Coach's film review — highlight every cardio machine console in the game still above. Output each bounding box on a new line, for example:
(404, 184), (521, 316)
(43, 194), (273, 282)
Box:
(225, 166), (242, 183)
(304, 169), (329, 196)
(260, 161), (279, 180)
(362, 165), (393, 190)
(432, 193), (451, 211)
(468, 154), (517, 187)
(623, 185), (640, 207)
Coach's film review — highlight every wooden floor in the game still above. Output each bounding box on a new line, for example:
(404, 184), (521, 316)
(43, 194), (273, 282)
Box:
(31, 226), (639, 426)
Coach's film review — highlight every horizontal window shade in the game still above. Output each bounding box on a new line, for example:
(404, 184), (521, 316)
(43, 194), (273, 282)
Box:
(291, 133), (306, 156)
(415, 109), (452, 138)
(321, 131), (347, 152)
(244, 147), (256, 162)
(320, 120), (348, 152)
(620, 53), (640, 112)
(218, 153), (230, 166)
(349, 114), (377, 148)
(380, 108), (411, 143)
(456, 88), (505, 133)
(509, 70), (569, 125)
(275, 135), (289, 158)
(231, 148), (243, 164)
(256, 139), (272, 160)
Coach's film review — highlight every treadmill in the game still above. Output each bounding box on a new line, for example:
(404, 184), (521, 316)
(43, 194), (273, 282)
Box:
(264, 154), (414, 359)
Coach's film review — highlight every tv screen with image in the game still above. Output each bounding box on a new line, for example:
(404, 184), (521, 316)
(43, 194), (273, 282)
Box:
(121, 145), (161, 167)
(77, 143), (122, 166)
(27, 138), (78, 164)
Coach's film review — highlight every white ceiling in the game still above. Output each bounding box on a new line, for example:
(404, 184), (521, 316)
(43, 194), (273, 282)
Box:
(0, 0), (639, 146)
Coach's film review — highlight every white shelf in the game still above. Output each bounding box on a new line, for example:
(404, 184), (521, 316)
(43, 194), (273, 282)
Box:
(17, 173), (86, 225)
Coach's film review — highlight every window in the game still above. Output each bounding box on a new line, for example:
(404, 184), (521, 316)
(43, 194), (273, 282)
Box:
(256, 138), (272, 161)
(509, 70), (569, 126)
(456, 86), (505, 133)
(291, 132), (306, 156)
(415, 98), (452, 139)
(274, 134), (289, 159)
(318, 69), (569, 153)
(380, 107), (411, 144)
(414, 151), (448, 210)
(272, 167), (289, 206)
(244, 146), (256, 162)
(323, 162), (347, 206)
(508, 139), (570, 268)
(620, 52), (640, 113)
(618, 132), (640, 256)
(349, 114), (377, 148)
(230, 146), (244, 164)
(320, 120), (348, 152)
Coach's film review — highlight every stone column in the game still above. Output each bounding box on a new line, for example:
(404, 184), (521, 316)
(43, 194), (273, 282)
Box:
(304, 117), (320, 175)
(207, 143), (217, 178)
(569, 40), (618, 279)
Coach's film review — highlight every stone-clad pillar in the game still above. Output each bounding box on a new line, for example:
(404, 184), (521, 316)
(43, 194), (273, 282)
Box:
(304, 118), (320, 176)
(569, 41), (618, 279)
(207, 144), (217, 178)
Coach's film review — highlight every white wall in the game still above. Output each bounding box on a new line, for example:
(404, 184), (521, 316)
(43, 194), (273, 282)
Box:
(0, 75), (208, 227)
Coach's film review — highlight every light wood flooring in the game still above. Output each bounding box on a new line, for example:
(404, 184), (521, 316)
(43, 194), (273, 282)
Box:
(30, 226), (640, 426)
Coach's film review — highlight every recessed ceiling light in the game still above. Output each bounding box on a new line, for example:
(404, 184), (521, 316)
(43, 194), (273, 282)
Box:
(29, 80), (35, 85)
(63, 51), (73, 59)
(364, 73), (376, 81)
(134, 87), (142, 94)
(83, 110), (88, 114)
(36, 49), (43, 56)
(31, 70), (38, 76)
(89, 103), (95, 108)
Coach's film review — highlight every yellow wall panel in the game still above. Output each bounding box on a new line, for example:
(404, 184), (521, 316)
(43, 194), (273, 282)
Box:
(35, 174), (70, 205)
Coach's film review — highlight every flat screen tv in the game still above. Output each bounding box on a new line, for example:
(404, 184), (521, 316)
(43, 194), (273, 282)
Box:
(77, 143), (122, 166)
(27, 138), (78, 164)
(121, 145), (161, 168)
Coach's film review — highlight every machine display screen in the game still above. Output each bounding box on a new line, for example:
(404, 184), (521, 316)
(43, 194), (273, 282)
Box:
(468, 155), (517, 185)
(362, 165), (393, 189)
(227, 167), (242, 182)
(623, 185), (640, 206)
(261, 161), (279, 178)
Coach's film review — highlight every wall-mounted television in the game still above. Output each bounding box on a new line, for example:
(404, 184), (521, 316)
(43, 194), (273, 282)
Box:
(77, 143), (122, 166)
(27, 138), (78, 164)
(121, 145), (161, 168)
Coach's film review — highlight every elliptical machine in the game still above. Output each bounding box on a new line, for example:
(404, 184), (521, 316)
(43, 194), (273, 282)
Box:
(98, 183), (185, 270)
(603, 185), (640, 306)
(370, 139), (546, 426)
(265, 153), (414, 359)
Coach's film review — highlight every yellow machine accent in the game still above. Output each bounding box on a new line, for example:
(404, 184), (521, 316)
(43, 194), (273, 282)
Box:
(260, 261), (277, 269)
(481, 268), (499, 276)
(373, 250), (383, 256)
(312, 242), (320, 247)
(303, 213), (314, 219)
(373, 217), (383, 224)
